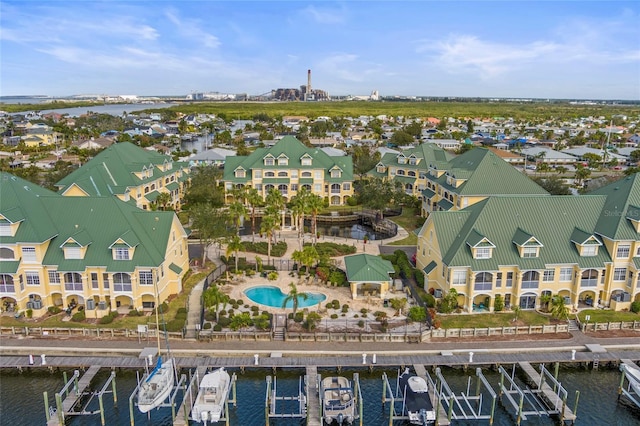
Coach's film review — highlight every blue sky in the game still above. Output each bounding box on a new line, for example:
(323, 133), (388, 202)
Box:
(1, 1), (639, 100)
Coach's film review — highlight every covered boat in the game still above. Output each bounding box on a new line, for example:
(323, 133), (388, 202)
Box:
(191, 367), (231, 424)
(398, 368), (436, 425)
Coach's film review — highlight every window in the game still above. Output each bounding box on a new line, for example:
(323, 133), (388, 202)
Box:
(613, 267), (627, 281)
(103, 273), (110, 289)
(522, 247), (538, 258)
(64, 272), (83, 291)
(506, 272), (513, 287)
(265, 171), (275, 177)
(255, 184), (262, 191)
(277, 171), (288, 177)
(48, 270), (61, 284)
(496, 272), (502, 287)
(0, 222), (11, 237)
(314, 184), (321, 192)
(0, 247), (14, 259)
(559, 267), (572, 282)
(331, 169), (341, 178)
(139, 270), (153, 286)
(277, 157), (288, 166)
(543, 270), (555, 282)
(474, 272), (493, 291)
(235, 169), (245, 178)
(264, 157), (274, 166)
(475, 247), (491, 259)
(113, 273), (132, 291)
(617, 244), (630, 258)
(114, 247), (129, 260)
(291, 170), (298, 178)
(409, 158), (417, 166)
(314, 171), (322, 179)
(521, 271), (540, 289)
(636, 246), (640, 257)
(0, 274), (15, 292)
(65, 246), (82, 259)
(343, 183), (351, 191)
(580, 269), (598, 287)
(582, 245), (597, 256)
(397, 169), (406, 176)
(301, 157), (312, 166)
(21, 247), (36, 262)
(452, 270), (467, 285)
(254, 170), (262, 178)
(25, 271), (40, 286)
(91, 272), (99, 289)
(290, 184), (298, 191)
(301, 171), (312, 178)
(398, 156), (407, 164)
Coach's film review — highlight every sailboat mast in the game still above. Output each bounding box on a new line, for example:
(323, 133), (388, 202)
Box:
(154, 279), (161, 355)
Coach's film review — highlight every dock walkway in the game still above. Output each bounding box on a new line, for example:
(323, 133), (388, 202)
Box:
(46, 364), (101, 426)
(518, 361), (576, 422)
(305, 366), (321, 426)
(413, 364), (450, 426)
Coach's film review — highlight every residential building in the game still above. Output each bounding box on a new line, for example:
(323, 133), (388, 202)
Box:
(416, 174), (640, 313)
(368, 143), (454, 201)
(420, 148), (548, 216)
(222, 136), (354, 205)
(55, 142), (191, 211)
(0, 173), (189, 317)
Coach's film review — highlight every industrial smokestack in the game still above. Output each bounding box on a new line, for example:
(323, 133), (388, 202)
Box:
(307, 69), (312, 100)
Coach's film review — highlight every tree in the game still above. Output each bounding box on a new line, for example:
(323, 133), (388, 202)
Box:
(246, 187), (263, 242)
(190, 204), (233, 265)
(582, 153), (602, 169)
(389, 297), (408, 316)
(289, 187), (310, 238)
(390, 130), (414, 146)
(574, 165), (591, 187)
(550, 295), (570, 320)
(292, 245), (320, 277)
(282, 282), (309, 317)
(260, 211), (279, 263)
(356, 177), (404, 213)
(532, 176), (571, 195)
(306, 194), (324, 244)
(225, 234), (244, 275)
(228, 200), (247, 235)
(438, 288), (459, 314)
(203, 286), (229, 315)
(494, 294), (505, 312)
(183, 165), (224, 207)
(155, 192), (172, 211)
(351, 145), (381, 178)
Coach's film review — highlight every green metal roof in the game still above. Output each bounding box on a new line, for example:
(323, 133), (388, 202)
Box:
(590, 174), (640, 240)
(344, 254), (394, 282)
(145, 190), (160, 202)
(169, 263), (183, 274)
(422, 188), (436, 199)
(423, 261), (437, 274)
(165, 182), (179, 191)
(0, 172), (185, 274)
(437, 199), (454, 211)
(223, 136), (353, 186)
(0, 261), (19, 274)
(428, 194), (612, 270)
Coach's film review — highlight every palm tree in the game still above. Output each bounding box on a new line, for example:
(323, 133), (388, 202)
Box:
(265, 188), (285, 230)
(228, 201), (247, 235)
(282, 282), (309, 317)
(306, 194), (324, 244)
(203, 286), (229, 315)
(289, 187), (310, 239)
(260, 212), (279, 264)
(246, 187), (263, 242)
(225, 234), (244, 276)
(156, 192), (172, 211)
(550, 295), (570, 320)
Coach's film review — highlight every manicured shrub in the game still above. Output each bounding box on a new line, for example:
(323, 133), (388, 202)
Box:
(177, 307), (188, 315)
(331, 300), (340, 309)
(421, 293), (436, 308)
(204, 310), (217, 321)
(294, 312), (304, 323)
(26, 309), (33, 318)
(330, 314), (338, 319)
(407, 306), (427, 322)
(357, 320), (365, 328)
(48, 306), (62, 315)
(128, 309), (143, 317)
(71, 310), (86, 322)
(341, 304), (349, 313)
(175, 311), (187, 320)
(250, 306), (259, 312)
(360, 308), (369, 314)
(165, 319), (185, 332)
(213, 324), (223, 331)
(217, 316), (231, 327)
(202, 322), (212, 330)
(631, 301), (640, 313)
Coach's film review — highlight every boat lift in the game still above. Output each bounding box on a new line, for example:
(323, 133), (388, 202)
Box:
(44, 366), (116, 426)
(618, 360), (640, 409)
(381, 368), (440, 426)
(174, 367), (237, 426)
(497, 363), (578, 425)
(264, 375), (307, 425)
(317, 373), (362, 426)
(128, 371), (187, 426)
(435, 367), (497, 425)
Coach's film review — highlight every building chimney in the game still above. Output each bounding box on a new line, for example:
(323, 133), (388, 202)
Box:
(307, 69), (312, 100)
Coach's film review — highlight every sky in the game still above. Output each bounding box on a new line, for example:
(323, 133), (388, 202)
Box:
(1, 1), (639, 100)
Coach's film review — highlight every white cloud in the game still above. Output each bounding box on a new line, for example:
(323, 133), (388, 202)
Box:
(300, 5), (347, 25)
(164, 9), (220, 48)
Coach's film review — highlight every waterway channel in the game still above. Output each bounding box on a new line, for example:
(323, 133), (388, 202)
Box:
(1, 364), (638, 425)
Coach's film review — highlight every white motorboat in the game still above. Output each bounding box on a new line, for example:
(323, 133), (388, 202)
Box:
(398, 368), (436, 425)
(321, 376), (355, 425)
(191, 367), (231, 424)
(622, 363), (640, 395)
(137, 356), (175, 413)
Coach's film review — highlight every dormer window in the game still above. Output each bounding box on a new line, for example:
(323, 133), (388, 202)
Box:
(331, 169), (341, 178)
(475, 247), (492, 259)
(409, 156), (418, 165)
(582, 245), (598, 256)
(264, 155), (275, 166)
(376, 163), (386, 173)
(398, 155), (407, 164)
(277, 155), (289, 166)
(626, 205), (640, 232)
(466, 230), (495, 260)
(513, 228), (543, 258)
(235, 168), (246, 178)
(63, 246), (82, 260)
(0, 220), (12, 237)
(301, 154), (313, 166)
(570, 228), (601, 257)
(522, 247), (539, 258)
(114, 247), (130, 260)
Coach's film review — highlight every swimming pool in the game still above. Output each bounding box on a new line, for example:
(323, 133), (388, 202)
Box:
(244, 285), (326, 308)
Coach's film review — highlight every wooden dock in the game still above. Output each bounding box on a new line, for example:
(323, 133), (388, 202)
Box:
(414, 364), (450, 426)
(47, 365), (101, 426)
(173, 365), (207, 426)
(518, 361), (576, 422)
(305, 366), (322, 426)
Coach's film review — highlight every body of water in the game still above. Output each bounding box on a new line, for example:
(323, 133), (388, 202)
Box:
(240, 218), (393, 241)
(1, 365), (639, 426)
(244, 285), (326, 308)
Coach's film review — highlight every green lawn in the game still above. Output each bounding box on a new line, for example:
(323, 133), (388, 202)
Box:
(576, 309), (639, 323)
(438, 310), (552, 328)
(388, 207), (422, 245)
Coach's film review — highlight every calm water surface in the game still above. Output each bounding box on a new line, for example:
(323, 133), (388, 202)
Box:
(1, 365), (639, 425)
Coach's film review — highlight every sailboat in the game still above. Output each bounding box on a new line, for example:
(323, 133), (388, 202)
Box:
(191, 367), (231, 424)
(137, 284), (175, 413)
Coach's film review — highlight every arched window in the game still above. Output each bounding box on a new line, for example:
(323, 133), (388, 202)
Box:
(0, 247), (15, 260)
(0, 274), (15, 292)
(474, 272), (493, 291)
(64, 272), (83, 291)
(278, 171), (288, 177)
(580, 269), (598, 287)
(521, 271), (540, 289)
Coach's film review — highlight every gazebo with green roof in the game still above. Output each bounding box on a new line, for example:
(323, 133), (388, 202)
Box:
(344, 254), (395, 300)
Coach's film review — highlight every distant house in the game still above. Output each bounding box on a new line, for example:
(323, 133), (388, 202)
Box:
(189, 147), (237, 168)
